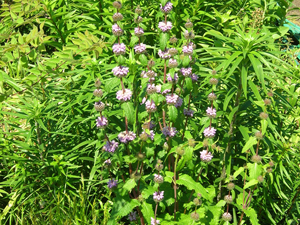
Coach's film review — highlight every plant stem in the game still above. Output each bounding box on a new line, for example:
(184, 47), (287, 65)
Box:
(173, 155), (179, 220)
(125, 116), (128, 134)
(120, 77), (125, 93)
(154, 202), (158, 220)
(163, 59), (167, 83)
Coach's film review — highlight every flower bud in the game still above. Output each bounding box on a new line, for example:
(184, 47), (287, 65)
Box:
(190, 212), (199, 221)
(208, 92), (217, 101)
(146, 70), (156, 78)
(222, 212), (232, 221)
(227, 182), (235, 190)
(193, 198), (202, 206)
(112, 12), (123, 21)
(185, 19), (193, 28)
(203, 139), (209, 147)
(95, 79), (101, 88)
(93, 89), (103, 97)
(197, 193), (202, 198)
(146, 85), (157, 95)
(255, 131), (263, 140)
(259, 112), (268, 120)
(155, 161), (164, 171)
(154, 174), (164, 184)
(135, 5), (142, 14)
(176, 146), (185, 156)
(184, 30), (195, 40)
(224, 195), (233, 204)
(163, 142), (169, 150)
(94, 101), (105, 111)
(175, 87), (181, 94)
(188, 138), (195, 147)
(269, 161), (274, 167)
(263, 97), (272, 106)
(113, 1), (122, 9)
(267, 91), (273, 97)
(169, 36), (178, 44)
(137, 152), (146, 161)
(266, 167), (273, 173)
(140, 133), (148, 141)
(169, 48), (178, 56)
(211, 144), (217, 149)
(211, 70), (217, 75)
(209, 78), (218, 85)
(251, 155), (262, 163)
(134, 16), (143, 23)
(257, 175), (264, 183)
(148, 59), (155, 68)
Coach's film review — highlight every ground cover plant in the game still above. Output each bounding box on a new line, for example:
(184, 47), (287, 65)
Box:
(0, 0), (299, 224)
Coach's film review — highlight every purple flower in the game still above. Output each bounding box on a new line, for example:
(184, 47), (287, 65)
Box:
(182, 45), (193, 55)
(154, 174), (164, 183)
(200, 150), (213, 162)
(118, 131), (136, 143)
(166, 94), (179, 105)
(134, 43), (146, 54)
(168, 58), (178, 68)
(146, 84), (157, 95)
(158, 49), (171, 59)
(160, 2), (173, 14)
(104, 159), (112, 165)
(180, 67), (192, 77)
(167, 73), (178, 83)
(203, 127), (217, 138)
(146, 70), (156, 78)
(107, 178), (118, 189)
(134, 27), (144, 37)
(141, 97), (147, 105)
(128, 211), (137, 221)
(145, 100), (156, 113)
(175, 97), (183, 108)
(112, 24), (123, 36)
(112, 43), (126, 55)
(96, 116), (108, 128)
(112, 66), (129, 78)
(206, 107), (217, 118)
(184, 109), (194, 117)
(151, 217), (160, 225)
(153, 191), (164, 202)
(103, 140), (119, 153)
(162, 127), (177, 137)
(190, 73), (198, 82)
(158, 21), (173, 32)
(162, 89), (171, 95)
(116, 89), (132, 101)
(141, 129), (155, 141)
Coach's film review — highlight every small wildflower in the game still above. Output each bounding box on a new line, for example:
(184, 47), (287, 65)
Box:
(107, 178), (118, 189)
(176, 146), (185, 156)
(255, 131), (264, 140)
(112, 43), (126, 55)
(203, 127), (217, 138)
(158, 49), (171, 59)
(169, 47), (178, 56)
(146, 84), (157, 95)
(153, 191), (164, 202)
(116, 89), (132, 101)
(104, 159), (112, 166)
(206, 107), (217, 118)
(267, 91), (273, 97)
(94, 101), (105, 111)
(168, 58), (178, 68)
(190, 73), (198, 82)
(184, 30), (195, 39)
(145, 100), (157, 113)
(134, 16), (143, 23)
(134, 27), (144, 37)
(112, 1), (122, 9)
(184, 109), (194, 117)
(209, 78), (218, 85)
(155, 160), (164, 171)
(185, 19), (193, 28)
(208, 92), (217, 101)
(148, 59), (155, 67)
(151, 217), (160, 225)
(134, 43), (146, 54)
(146, 70), (156, 78)
(169, 36), (178, 44)
(103, 140), (119, 153)
(167, 73), (178, 83)
(112, 24), (123, 36)
(158, 21), (173, 32)
(160, 2), (173, 14)
(141, 129), (155, 141)
(200, 150), (213, 162)
(166, 94), (179, 105)
(193, 198), (202, 206)
(118, 131), (136, 143)
(162, 127), (177, 137)
(182, 44), (193, 55)
(95, 79), (101, 88)
(269, 161), (274, 167)
(175, 97), (183, 108)
(135, 5), (142, 14)
(128, 211), (137, 221)
(266, 167), (273, 173)
(224, 195), (233, 204)
(96, 116), (108, 128)
(112, 66), (129, 78)
(137, 152), (146, 161)
(257, 175), (264, 183)
(264, 98), (271, 105)
(180, 67), (192, 77)
(112, 12), (123, 21)
(154, 174), (164, 184)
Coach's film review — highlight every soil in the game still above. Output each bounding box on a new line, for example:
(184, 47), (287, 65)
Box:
(287, 0), (300, 26)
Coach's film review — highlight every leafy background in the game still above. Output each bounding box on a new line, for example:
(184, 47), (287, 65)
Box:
(0, 0), (299, 224)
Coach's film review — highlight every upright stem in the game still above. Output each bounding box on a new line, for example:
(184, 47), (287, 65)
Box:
(182, 92), (192, 140)
(125, 116), (128, 134)
(163, 59), (167, 83)
(173, 155), (179, 220)
(120, 77), (125, 93)
(36, 121), (43, 161)
(154, 202), (158, 220)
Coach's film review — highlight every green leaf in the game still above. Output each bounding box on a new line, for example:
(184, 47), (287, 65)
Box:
(244, 207), (260, 225)
(223, 87), (235, 111)
(182, 55), (191, 67)
(123, 179), (137, 192)
(160, 33), (168, 50)
(247, 163), (262, 180)
(161, 0), (168, 6)
(130, 35), (139, 47)
(168, 105), (178, 122)
(242, 137), (257, 153)
(233, 167), (244, 178)
(177, 174), (210, 200)
(141, 202), (154, 224)
(241, 65), (248, 99)
(185, 77), (193, 91)
(244, 179), (258, 189)
(105, 77), (119, 93)
(121, 102), (135, 124)
(139, 54), (148, 65)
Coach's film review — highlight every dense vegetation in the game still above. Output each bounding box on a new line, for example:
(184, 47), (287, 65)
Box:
(0, 0), (299, 224)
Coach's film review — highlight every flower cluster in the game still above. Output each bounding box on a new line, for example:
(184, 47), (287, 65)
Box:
(153, 191), (164, 202)
(116, 89), (132, 101)
(118, 131), (136, 143)
(96, 116), (108, 128)
(103, 140), (119, 153)
(162, 126), (177, 137)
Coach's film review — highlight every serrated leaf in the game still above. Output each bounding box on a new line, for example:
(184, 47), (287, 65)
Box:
(242, 137), (257, 153)
(244, 179), (258, 189)
(244, 207), (260, 225)
(141, 202), (154, 224)
(160, 33), (168, 50)
(123, 179), (136, 192)
(247, 163), (262, 180)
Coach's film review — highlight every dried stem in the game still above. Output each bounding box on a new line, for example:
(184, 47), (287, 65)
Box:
(173, 155), (179, 220)
(163, 59), (167, 83)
